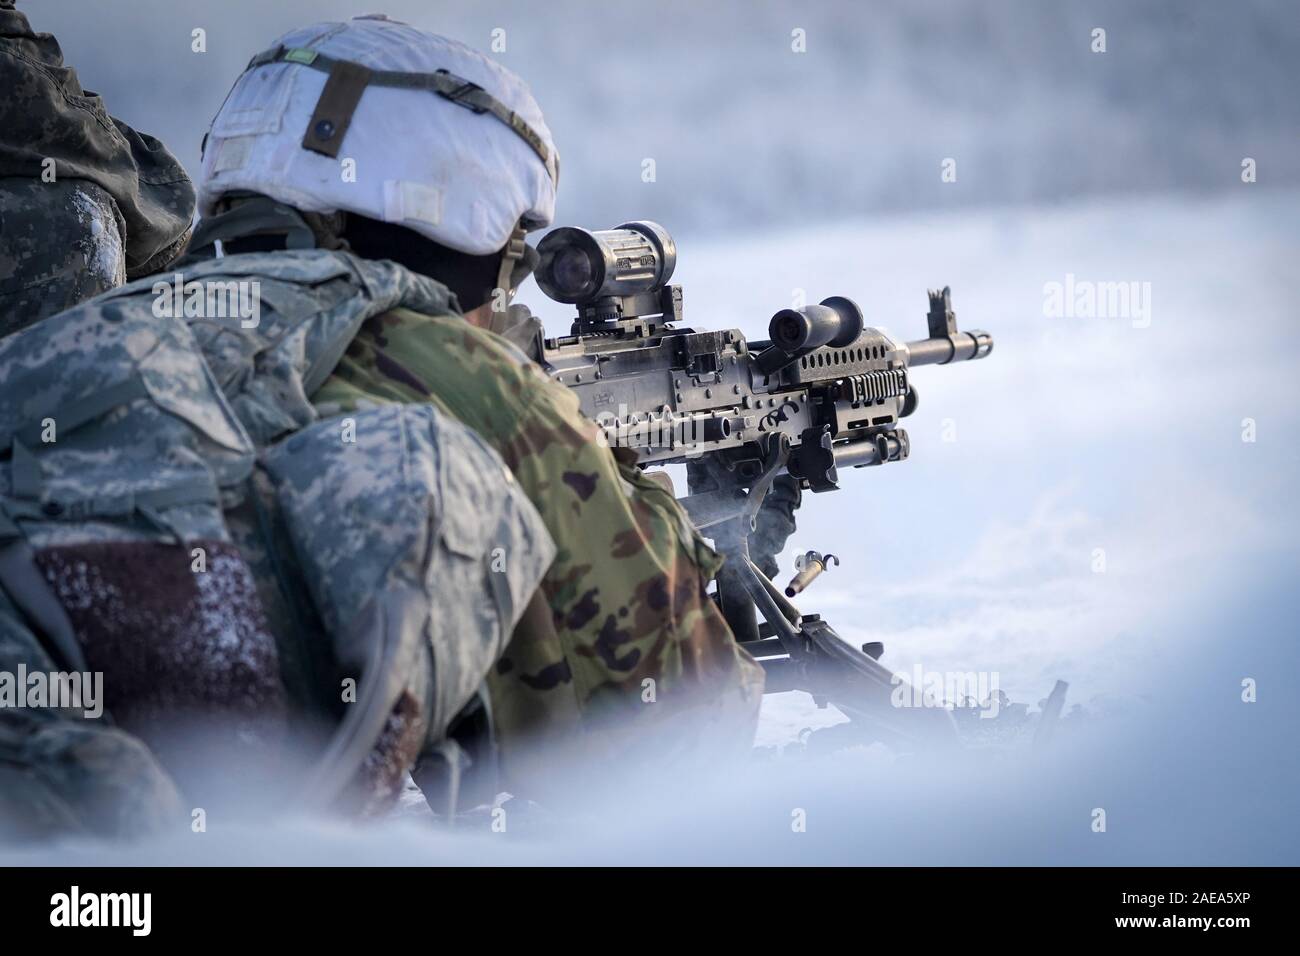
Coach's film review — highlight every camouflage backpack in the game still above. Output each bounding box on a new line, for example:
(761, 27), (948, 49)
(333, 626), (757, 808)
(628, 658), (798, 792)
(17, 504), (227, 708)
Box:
(0, 249), (554, 810)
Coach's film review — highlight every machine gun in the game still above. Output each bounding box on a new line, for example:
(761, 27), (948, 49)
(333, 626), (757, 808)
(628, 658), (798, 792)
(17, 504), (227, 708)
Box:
(533, 221), (994, 750)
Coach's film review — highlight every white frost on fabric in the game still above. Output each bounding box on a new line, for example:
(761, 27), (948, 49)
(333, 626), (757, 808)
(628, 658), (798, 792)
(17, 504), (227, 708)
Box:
(69, 186), (126, 288)
(192, 548), (271, 673)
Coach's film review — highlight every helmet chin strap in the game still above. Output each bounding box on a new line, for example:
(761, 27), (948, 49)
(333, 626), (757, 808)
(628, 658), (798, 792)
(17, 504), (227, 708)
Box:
(494, 223), (530, 309)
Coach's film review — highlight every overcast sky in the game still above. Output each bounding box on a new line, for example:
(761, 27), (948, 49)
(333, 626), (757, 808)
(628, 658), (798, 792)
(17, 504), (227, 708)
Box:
(23, 0), (1300, 235)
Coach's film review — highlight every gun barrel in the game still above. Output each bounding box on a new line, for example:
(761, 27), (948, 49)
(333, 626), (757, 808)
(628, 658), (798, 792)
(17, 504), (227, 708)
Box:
(905, 329), (994, 366)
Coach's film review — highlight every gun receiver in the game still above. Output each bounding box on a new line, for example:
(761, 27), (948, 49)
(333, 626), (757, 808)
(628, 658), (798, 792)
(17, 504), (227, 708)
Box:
(535, 221), (994, 751)
(538, 223), (992, 497)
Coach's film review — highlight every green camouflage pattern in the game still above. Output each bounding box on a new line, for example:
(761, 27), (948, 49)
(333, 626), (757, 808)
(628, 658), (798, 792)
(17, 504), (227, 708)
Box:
(0, 178), (127, 336)
(313, 305), (766, 794)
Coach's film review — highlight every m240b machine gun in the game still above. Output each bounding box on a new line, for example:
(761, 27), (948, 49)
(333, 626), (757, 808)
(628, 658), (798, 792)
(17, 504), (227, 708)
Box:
(533, 221), (994, 750)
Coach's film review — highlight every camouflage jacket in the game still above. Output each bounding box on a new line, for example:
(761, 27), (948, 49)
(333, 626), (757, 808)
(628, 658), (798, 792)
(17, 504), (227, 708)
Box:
(314, 302), (766, 800)
(0, 178), (127, 336)
(0, 249), (553, 830)
(0, 2), (194, 333)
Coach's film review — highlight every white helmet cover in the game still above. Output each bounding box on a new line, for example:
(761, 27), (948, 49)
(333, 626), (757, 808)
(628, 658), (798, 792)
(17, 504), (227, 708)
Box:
(197, 16), (558, 255)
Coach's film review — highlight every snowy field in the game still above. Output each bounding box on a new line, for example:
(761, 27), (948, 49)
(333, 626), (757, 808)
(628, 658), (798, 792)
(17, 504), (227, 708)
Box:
(7, 187), (1297, 865)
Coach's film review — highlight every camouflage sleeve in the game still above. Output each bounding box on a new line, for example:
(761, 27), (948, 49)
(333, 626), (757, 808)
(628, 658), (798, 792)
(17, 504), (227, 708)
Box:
(0, 178), (126, 335)
(312, 308), (765, 791)
(0, 4), (194, 280)
(0, 593), (183, 840)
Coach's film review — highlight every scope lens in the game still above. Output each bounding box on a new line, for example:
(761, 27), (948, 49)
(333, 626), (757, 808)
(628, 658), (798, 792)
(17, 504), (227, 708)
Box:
(550, 246), (595, 299)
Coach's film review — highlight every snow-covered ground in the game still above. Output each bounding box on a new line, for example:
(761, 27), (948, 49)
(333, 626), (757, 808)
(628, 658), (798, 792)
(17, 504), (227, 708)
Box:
(7, 188), (1298, 865)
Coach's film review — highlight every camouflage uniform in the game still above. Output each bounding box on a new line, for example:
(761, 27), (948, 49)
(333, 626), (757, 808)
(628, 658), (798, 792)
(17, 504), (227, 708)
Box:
(0, 1), (199, 840)
(0, 248), (553, 836)
(0, 604), (184, 841)
(313, 306), (766, 796)
(0, 1), (194, 334)
(0, 179), (127, 334)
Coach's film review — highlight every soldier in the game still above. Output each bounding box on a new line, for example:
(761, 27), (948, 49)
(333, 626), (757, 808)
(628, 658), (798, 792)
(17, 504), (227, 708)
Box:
(187, 15), (764, 801)
(0, 0), (198, 840)
(0, 14), (763, 838)
(0, 0), (195, 335)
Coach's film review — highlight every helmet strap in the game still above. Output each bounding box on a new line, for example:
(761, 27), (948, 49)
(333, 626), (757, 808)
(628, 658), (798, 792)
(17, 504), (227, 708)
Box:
(494, 223), (529, 310)
(301, 58), (373, 158)
(245, 45), (557, 183)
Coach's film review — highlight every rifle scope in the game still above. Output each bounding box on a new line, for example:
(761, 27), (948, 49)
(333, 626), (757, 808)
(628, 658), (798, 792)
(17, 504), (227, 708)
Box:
(536, 221), (676, 304)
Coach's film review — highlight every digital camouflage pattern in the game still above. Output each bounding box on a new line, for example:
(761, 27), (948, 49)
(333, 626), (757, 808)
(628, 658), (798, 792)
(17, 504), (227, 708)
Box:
(0, 178), (127, 335)
(0, 248), (552, 834)
(0, 1), (194, 333)
(0, 273), (272, 834)
(313, 305), (766, 795)
(260, 402), (553, 748)
(0, 584), (184, 841)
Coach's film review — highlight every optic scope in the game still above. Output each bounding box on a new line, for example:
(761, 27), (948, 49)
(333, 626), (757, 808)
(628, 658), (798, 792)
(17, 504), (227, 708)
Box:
(536, 221), (675, 304)
(536, 221), (680, 331)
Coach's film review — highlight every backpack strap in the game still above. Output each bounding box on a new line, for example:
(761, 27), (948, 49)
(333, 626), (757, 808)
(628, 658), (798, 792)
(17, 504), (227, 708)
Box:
(0, 509), (86, 675)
